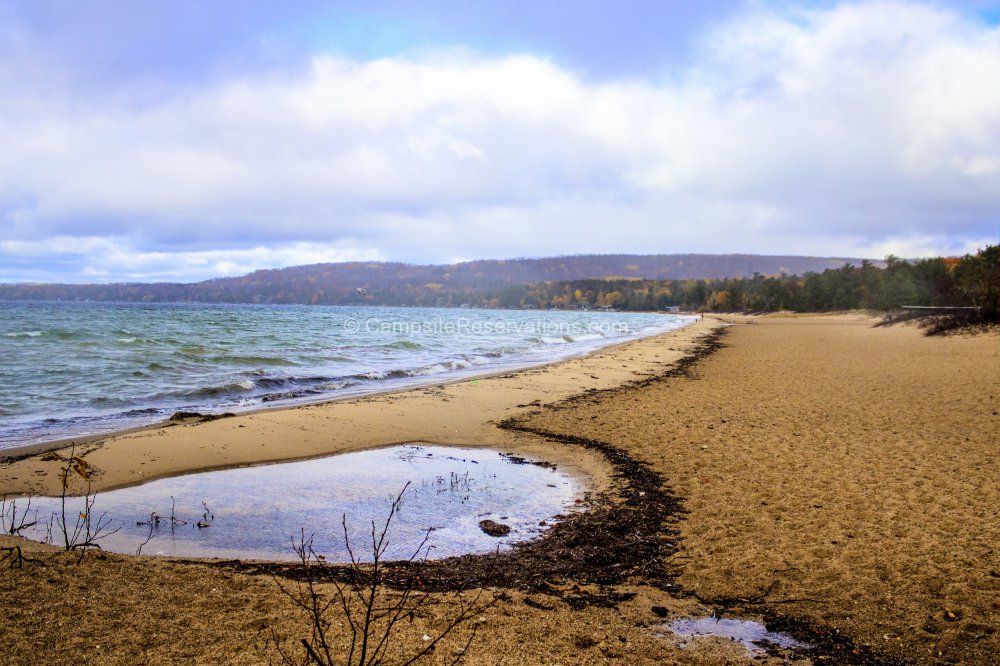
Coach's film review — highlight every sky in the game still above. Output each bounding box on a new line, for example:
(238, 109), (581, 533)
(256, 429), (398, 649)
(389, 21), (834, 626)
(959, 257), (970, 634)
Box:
(1, 1), (999, 283)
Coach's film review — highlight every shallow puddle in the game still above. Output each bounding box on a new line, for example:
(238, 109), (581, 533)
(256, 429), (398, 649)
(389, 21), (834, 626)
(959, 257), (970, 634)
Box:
(663, 616), (811, 655)
(18, 445), (582, 561)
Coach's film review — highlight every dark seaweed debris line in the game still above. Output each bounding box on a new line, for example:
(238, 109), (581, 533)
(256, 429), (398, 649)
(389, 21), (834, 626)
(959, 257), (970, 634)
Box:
(187, 326), (901, 663)
(212, 423), (687, 610)
(209, 332), (737, 606)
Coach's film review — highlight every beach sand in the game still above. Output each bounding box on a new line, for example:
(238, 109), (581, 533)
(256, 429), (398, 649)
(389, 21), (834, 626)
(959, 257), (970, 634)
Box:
(1, 314), (997, 664)
(520, 313), (1000, 663)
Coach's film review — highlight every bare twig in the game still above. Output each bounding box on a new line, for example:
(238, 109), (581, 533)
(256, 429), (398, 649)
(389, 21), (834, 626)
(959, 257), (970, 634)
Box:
(1, 495), (37, 536)
(270, 483), (497, 665)
(134, 511), (161, 556)
(50, 446), (120, 563)
(0, 544), (42, 568)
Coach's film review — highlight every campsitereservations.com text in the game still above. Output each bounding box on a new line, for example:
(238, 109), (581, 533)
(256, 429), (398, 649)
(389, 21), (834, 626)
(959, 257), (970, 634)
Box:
(343, 317), (631, 336)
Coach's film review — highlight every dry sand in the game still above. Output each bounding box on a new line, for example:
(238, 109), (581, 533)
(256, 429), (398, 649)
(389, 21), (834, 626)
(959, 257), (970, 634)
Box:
(1, 314), (997, 664)
(521, 313), (1000, 664)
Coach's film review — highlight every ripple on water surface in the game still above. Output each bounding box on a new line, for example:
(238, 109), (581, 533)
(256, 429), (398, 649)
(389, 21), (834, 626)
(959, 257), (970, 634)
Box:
(19, 445), (583, 562)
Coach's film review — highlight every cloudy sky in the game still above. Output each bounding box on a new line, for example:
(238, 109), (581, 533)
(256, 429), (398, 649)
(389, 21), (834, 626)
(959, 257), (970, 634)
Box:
(1, 1), (998, 283)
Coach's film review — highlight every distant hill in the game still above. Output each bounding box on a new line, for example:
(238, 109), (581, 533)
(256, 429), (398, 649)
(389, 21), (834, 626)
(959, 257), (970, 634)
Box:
(0, 253), (876, 305)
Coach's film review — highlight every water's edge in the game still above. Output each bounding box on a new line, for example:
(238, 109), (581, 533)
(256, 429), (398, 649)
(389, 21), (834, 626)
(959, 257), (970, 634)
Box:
(1, 309), (696, 458)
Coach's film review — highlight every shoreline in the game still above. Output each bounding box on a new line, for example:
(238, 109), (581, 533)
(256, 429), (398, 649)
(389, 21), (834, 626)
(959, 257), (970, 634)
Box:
(0, 312), (699, 459)
(0, 316), (720, 498)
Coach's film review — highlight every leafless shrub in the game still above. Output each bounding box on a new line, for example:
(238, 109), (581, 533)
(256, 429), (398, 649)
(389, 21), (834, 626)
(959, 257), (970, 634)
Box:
(1, 495), (43, 568)
(48, 446), (119, 563)
(134, 511), (161, 556)
(270, 484), (496, 665)
(1, 495), (37, 536)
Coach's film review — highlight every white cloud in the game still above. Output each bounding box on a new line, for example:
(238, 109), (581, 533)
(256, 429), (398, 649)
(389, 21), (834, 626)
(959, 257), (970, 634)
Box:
(858, 233), (995, 259)
(0, 1), (998, 282)
(0, 237), (385, 283)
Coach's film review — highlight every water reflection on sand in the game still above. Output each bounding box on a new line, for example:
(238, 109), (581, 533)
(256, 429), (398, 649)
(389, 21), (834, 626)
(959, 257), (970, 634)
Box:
(20, 445), (582, 562)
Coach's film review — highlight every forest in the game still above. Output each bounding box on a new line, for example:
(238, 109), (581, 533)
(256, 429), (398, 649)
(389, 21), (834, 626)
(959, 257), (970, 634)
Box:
(479, 246), (999, 323)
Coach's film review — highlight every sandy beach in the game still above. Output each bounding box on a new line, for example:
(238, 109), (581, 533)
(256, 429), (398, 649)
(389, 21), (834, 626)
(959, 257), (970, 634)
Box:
(1, 314), (998, 664)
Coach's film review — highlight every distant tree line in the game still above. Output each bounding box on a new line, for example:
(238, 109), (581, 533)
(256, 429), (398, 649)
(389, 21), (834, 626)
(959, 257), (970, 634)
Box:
(0, 247), (996, 323)
(481, 246), (999, 322)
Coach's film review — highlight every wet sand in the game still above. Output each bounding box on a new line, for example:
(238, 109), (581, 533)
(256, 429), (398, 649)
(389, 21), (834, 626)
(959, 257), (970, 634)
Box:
(1, 314), (998, 664)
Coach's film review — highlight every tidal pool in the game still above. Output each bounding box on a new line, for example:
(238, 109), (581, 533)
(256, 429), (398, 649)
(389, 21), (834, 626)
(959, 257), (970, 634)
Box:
(18, 445), (582, 561)
(663, 616), (811, 655)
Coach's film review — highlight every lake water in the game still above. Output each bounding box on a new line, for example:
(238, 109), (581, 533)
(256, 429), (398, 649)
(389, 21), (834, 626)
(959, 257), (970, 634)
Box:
(0, 302), (692, 449)
(15, 444), (581, 561)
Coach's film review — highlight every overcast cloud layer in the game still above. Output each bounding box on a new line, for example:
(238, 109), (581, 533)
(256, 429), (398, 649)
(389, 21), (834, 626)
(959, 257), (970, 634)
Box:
(1, 1), (999, 283)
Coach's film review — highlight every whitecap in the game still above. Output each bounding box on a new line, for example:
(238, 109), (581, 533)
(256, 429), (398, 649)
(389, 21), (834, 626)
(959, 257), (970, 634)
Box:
(407, 363), (449, 377)
(316, 380), (349, 391)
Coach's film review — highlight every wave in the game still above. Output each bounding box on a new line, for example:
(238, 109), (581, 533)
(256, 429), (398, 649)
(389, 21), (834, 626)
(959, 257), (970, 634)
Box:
(315, 380), (351, 391)
(316, 354), (354, 362)
(406, 363), (449, 377)
(254, 374), (328, 389)
(384, 340), (424, 350)
(185, 379), (257, 397)
(122, 407), (160, 417)
(50, 330), (88, 341)
(355, 355), (485, 381)
(90, 395), (130, 407)
(211, 355), (300, 367)
(255, 377), (351, 404)
(4, 330), (43, 338)
(569, 333), (606, 343)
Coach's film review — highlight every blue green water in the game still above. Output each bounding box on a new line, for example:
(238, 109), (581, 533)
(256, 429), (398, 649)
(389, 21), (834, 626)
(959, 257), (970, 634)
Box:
(0, 302), (692, 449)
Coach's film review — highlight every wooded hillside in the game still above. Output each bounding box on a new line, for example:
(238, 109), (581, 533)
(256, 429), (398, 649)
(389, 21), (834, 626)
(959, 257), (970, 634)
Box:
(0, 253), (866, 305)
